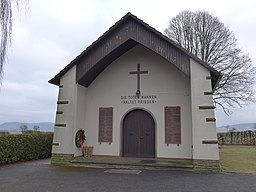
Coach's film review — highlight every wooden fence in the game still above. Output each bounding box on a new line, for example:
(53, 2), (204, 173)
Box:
(218, 131), (256, 145)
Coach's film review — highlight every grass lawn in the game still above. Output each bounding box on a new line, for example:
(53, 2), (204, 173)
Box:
(219, 145), (256, 174)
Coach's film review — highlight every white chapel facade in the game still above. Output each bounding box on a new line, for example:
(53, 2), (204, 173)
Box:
(49, 13), (221, 168)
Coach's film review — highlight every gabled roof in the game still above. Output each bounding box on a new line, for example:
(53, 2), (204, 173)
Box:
(49, 12), (221, 89)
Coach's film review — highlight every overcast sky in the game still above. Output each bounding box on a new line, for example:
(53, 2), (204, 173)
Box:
(0, 0), (255, 126)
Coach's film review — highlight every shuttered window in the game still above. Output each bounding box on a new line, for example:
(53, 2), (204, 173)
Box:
(165, 106), (181, 144)
(98, 107), (113, 143)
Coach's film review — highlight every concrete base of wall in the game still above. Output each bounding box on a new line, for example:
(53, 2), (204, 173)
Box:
(51, 153), (74, 165)
(193, 159), (220, 171)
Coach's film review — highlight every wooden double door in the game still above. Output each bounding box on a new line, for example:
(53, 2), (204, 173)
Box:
(122, 109), (155, 158)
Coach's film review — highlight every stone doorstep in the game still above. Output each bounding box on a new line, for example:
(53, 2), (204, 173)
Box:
(71, 164), (171, 170)
(69, 158), (194, 170)
(52, 155), (220, 171)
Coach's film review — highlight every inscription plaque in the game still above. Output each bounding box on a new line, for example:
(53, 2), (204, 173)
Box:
(98, 107), (113, 143)
(165, 106), (181, 144)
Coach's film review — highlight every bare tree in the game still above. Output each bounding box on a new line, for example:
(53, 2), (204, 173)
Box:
(20, 124), (28, 133)
(0, 0), (28, 82)
(33, 125), (40, 132)
(164, 10), (256, 114)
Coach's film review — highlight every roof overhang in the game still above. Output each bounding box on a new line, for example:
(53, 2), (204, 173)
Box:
(78, 39), (138, 86)
(49, 12), (221, 90)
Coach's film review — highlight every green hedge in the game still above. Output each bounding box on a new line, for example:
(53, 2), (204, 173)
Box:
(0, 133), (53, 165)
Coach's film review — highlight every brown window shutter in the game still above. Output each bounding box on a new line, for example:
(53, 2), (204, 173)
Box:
(165, 106), (181, 144)
(98, 107), (113, 143)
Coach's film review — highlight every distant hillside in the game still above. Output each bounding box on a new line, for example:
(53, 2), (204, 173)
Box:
(218, 123), (256, 132)
(0, 122), (54, 132)
(1, 122), (255, 133)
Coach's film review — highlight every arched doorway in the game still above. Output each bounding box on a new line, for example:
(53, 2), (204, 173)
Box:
(122, 109), (155, 158)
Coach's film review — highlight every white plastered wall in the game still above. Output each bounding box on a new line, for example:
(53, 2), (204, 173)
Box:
(78, 45), (193, 159)
(190, 59), (219, 160)
(73, 84), (87, 156)
(52, 66), (77, 155)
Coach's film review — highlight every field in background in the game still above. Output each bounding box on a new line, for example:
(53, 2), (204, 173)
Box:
(220, 145), (256, 174)
(218, 131), (256, 145)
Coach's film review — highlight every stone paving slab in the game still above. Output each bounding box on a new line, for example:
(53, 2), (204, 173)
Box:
(104, 169), (142, 174)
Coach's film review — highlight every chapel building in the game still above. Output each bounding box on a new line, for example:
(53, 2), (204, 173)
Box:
(49, 13), (221, 169)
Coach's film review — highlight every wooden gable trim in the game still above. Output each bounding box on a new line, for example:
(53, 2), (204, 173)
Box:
(49, 12), (221, 89)
(76, 18), (190, 87)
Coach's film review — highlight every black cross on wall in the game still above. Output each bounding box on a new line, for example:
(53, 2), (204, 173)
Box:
(129, 64), (148, 97)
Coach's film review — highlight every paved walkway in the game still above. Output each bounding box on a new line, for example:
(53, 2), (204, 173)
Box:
(0, 159), (256, 192)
